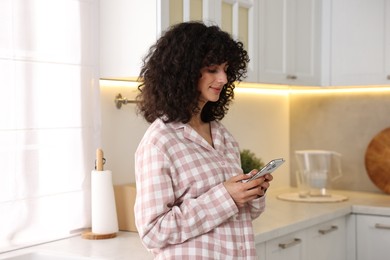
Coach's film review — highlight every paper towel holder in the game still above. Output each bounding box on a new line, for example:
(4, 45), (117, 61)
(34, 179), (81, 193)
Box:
(115, 93), (138, 109)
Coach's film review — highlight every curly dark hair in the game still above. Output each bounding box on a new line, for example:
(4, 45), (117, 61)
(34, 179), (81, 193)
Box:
(136, 21), (249, 124)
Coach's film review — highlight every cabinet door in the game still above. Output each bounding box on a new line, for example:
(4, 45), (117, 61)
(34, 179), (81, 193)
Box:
(387, 0), (390, 82)
(356, 215), (390, 260)
(100, 0), (161, 79)
(100, 0), (202, 79)
(305, 217), (347, 260)
(265, 230), (305, 260)
(164, 0), (203, 28)
(166, 0), (258, 82)
(258, 0), (323, 86)
(255, 241), (266, 260)
(214, 0), (258, 82)
(331, 0), (390, 85)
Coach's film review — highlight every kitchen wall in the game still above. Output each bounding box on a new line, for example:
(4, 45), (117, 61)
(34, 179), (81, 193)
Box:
(290, 89), (390, 194)
(101, 83), (390, 194)
(100, 84), (291, 189)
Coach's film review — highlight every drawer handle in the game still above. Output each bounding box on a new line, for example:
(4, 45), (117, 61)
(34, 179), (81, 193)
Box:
(318, 225), (338, 235)
(375, 223), (390, 230)
(278, 238), (302, 249)
(286, 74), (297, 80)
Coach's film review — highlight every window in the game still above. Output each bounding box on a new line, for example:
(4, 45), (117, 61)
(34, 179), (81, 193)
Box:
(0, 0), (99, 252)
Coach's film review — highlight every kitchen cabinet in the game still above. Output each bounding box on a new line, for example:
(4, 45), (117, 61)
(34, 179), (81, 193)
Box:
(305, 217), (347, 260)
(256, 216), (347, 260)
(255, 242), (266, 260)
(99, 0), (164, 79)
(258, 0), (324, 86)
(167, 0), (258, 82)
(258, 0), (390, 86)
(100, 0), (258, 82)
(213, 0), (258, 82)
(356, 214), (390, 260)
(265, 230), (305, 260)
(330, 0), (390, 85)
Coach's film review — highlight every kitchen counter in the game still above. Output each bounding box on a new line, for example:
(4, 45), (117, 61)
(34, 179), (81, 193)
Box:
(253, 187), (390, 243)
(0, 232), (152, 260)
(0, 187), (389, 259)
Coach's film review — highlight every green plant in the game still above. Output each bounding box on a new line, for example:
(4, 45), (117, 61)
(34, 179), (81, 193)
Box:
(240, 149), (264, 173)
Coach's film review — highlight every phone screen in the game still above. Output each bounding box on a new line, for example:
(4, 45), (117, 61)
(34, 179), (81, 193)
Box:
(245, 158), (285, 182)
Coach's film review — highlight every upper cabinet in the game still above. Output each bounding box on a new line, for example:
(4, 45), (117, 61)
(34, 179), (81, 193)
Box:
(100, 0), (390, 86)
(100, 0), (257, 82)
(258, 0), (390, 86)
(166, 0), (258, 82)
(100, 0), (161, 80)
(214, 0), (258, 82)
(330, 0), (390, 86)
(258, 0), (323, 85)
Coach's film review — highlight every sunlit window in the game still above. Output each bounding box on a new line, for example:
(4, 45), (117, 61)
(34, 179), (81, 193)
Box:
(0, 0), (99, 252)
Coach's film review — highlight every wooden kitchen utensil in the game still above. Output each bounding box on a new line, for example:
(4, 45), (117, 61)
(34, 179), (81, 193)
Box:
(365, 128), (390, 194)
(96, 148), (104, 171)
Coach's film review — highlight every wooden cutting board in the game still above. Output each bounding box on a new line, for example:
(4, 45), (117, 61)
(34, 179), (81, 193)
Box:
(365, 128), (390, 194)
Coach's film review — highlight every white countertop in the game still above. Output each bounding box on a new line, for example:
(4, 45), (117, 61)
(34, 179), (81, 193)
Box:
(253, 187), (390, 243)
(0, 187), (389, 259)
(0, 232), (152, 260)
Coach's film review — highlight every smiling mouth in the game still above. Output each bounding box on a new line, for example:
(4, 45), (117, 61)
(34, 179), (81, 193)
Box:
(210, 86), (222, 93)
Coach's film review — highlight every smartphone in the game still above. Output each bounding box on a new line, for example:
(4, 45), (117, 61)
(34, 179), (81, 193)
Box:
(244, 158), (285, 182)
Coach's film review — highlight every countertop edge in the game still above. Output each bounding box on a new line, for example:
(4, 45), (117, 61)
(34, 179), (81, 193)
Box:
(254, 187), (390, 244)
(254, 206), (352, 243)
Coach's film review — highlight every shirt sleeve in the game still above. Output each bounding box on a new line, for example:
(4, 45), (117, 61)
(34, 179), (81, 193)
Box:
(134, 143), (239, 250)
(247, 195), (266, 220)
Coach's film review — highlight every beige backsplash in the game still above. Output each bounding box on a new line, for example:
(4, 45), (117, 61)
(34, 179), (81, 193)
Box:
(290, 90), (390, 193)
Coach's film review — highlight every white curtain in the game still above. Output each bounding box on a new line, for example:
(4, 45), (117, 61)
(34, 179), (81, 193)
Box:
(0, 0), (100, 252)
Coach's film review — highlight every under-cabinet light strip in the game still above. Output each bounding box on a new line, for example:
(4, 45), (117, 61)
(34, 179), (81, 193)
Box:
(100, 80), (390, 95)
(288, 86), (390, 94)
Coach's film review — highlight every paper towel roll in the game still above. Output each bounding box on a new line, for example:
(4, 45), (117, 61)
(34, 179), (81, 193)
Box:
(91, 170), (119, 234)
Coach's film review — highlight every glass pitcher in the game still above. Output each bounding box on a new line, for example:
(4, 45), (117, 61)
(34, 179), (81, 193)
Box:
(295, 150), (342, 197)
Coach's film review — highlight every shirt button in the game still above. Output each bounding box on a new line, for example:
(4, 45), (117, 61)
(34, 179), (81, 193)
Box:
(220, 161), (225, 166)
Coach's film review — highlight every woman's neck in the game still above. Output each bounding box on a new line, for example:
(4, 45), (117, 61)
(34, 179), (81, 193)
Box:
(188, 114), (205, 128)
(188, 116), (214, 147)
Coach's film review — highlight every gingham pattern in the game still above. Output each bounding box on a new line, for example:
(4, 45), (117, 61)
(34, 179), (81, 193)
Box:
(134, 118), (266, 259)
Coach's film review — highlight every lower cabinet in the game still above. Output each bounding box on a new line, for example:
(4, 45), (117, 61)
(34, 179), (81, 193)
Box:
(265, 230), (305, 260)
(356, 214), (390, 260)
(255, 242), (266, 260)
(305, 217), (347, 260)
(256, 216), (347, 260)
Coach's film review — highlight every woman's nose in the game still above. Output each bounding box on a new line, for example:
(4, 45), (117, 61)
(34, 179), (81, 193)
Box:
(217, 71), (228, 84)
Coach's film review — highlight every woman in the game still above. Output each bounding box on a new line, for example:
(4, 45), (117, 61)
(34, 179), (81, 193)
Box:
(134, 21), (273, 259)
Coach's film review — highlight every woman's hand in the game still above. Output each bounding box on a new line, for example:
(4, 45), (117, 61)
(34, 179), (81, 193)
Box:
(223, 170), (273, 208)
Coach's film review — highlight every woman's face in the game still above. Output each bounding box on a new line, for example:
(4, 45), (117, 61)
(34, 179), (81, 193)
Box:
(198, 62), (228, 104)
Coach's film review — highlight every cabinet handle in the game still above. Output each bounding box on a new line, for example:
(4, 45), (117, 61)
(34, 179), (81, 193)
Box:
(318, 225), (338, 235)
(375, 223), (390, 230)
(286, 75), (297, 80)
(387, 75), (390, 80)
(278, 238), (302, 249)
